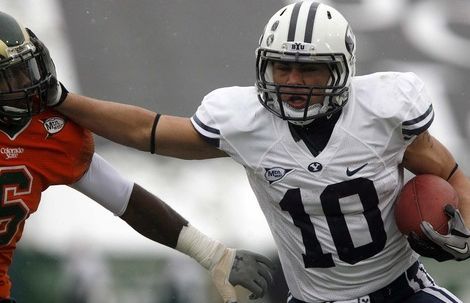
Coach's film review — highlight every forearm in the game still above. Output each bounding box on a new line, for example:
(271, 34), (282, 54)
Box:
(448, 169), (470, 225)
(120, 184), (188, 248)
(120, 184), (274, 302)
(402, 132), (456, 178)
(58, 93), (227, 159)
(121, 184), (228, 258)
(58, 93), (156, 152)
(404, 137), (470, 224)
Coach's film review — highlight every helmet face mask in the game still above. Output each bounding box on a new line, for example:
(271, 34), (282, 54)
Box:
(256, 1), (356, 125)
(0, 12), (52, 126)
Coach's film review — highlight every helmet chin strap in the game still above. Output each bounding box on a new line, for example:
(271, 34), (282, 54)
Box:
(0, 105), (31, 127)
(288, 117), (315, 126)
(1, 106), (29, 114)
(283, 95), (331, 126)
(0, 115), (30, 128)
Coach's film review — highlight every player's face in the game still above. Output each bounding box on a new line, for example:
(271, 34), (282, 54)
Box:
(0, 61), (42, 124)
(272, 62), (331, 109)
(0, 62), (37, 92)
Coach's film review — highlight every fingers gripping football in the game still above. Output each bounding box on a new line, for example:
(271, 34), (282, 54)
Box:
(407, 231), (454, 262)
(421, 204), (470, 261)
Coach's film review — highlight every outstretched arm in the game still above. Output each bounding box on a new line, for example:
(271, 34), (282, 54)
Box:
(60, 93), (157, 153)
(27, 30), (225, 160)
(122, 184), (275, 301)
(59, 93), (227, 159)
(72, 153), (275, 302)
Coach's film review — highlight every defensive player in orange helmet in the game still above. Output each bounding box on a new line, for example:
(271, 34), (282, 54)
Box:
(0, 11), (274, 303)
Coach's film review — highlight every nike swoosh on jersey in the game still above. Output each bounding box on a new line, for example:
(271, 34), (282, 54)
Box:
(346, 163), (368, 176)
(445, 242), (469, 254)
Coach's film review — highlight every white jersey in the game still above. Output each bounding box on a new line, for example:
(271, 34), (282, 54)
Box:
(191, 72), (434, 302)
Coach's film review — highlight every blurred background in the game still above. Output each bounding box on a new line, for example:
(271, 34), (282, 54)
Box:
(3, 0), (470, 302)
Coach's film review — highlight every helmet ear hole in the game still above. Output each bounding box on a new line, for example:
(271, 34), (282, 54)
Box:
(255, 2), (355, 125)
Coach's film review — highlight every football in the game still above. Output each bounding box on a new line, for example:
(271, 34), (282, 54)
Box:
(394, 174), (459, 238)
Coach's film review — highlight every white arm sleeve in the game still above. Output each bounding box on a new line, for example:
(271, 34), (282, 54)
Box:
(70, 153), (134, 216)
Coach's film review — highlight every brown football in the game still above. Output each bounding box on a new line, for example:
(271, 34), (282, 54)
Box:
(394, 174), (459, 238)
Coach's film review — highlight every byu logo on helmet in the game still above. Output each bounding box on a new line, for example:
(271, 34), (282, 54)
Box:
(291, 42), (305, 51)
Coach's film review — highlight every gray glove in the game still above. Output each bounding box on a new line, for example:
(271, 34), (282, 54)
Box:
(421, 204), (470, 261)
(177, 225), (275, 303)
(228, 250), (276, 300)
(210, 248), (275, 303)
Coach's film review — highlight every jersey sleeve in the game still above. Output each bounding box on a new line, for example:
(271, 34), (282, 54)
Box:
(395, 72), (434, 142)
(64, 123), (95, 184)
(377, 72), (434, 167)
(43, 118), (95, 185)
(191, 93), (222, 148)
(71, 153), (134, 216)
(190, 87), (251, 165)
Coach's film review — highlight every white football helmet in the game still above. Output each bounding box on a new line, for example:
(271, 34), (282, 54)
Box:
(256, 1), (356, 125)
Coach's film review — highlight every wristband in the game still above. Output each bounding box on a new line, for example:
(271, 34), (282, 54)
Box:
(447, 163), (459, 181)
(176, 224), (226, 270)
(150, 113), (161, 154)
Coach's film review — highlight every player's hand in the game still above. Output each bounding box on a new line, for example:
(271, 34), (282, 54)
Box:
(25, 28), (68, 107)
(420, 204), (470, 261)
(408, 204), (470, 261)
(407, 231), (454, 261)
(210, 248), (275, 302)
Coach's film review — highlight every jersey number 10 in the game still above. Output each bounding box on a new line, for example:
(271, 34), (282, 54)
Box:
(280, 177), (386, 268)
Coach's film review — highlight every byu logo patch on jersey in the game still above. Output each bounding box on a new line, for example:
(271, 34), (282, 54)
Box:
(308, 162), (323, 173)
(264, 167), (293, 184)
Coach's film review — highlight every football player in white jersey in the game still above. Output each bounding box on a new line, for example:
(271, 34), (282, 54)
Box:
(45, 1), (470, 302)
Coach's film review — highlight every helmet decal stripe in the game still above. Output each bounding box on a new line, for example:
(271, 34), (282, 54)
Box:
(304, 2), (320, 43)
(287, 2), (303, 41)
